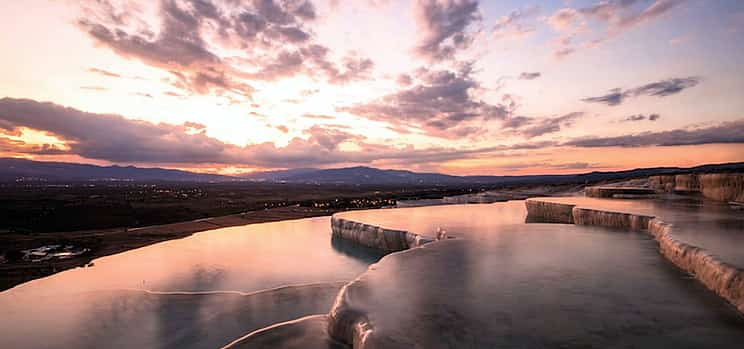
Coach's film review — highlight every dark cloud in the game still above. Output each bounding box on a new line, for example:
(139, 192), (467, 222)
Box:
(298, 45), (375, 84)
(582, 77), (700, 106)
(80, 1), (220, 68)
(503, 112), (584, 138)
(582, 88), (625, 106)
(492, 5), (540, 40)
(0, 136), (68, 156)
(0, 97), (232, 163)
(78, 0), (248, 98)
(633, 77), (700, 97)
(565, 119), (744, 147)
(339, 63), (513, 138)
(327, 55), (375, 84)
(232, 44), (373, 85)
(494, 161), (599, 171)
(622, 113), (660, 122)
(396, 73), (413, 86)
(304, 125), (361, 151)
(77, 0), (373, 98)
(551, 162), (597, 170)
(501, 116), (531, 129)
(0, 98), (554, 168)
(413, 0), (481, 62)
(518, 72), (541, 80)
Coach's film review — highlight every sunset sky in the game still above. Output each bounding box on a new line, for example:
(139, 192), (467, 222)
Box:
(1, 0), (743, 175)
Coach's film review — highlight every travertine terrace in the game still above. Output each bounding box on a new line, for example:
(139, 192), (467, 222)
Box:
(316, 197), (744, 348)
(330, 216), (433, 252)
(643, 173), (743, 202)
(525, 198), (744, 314)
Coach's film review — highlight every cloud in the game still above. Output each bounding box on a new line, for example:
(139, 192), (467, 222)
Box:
(164, 91), (185, 97)
(622, 113), (661, 122)
(503, 112), (584, 138)
(633, 77), (700, 97)
(304, 125), (361, 151)
(548, 0), (685, 58)
(0, 136), (68, 156)
(565, 119), (744, 147)
(88, 67), (122, 78)
(80, 86), (109, 91)
(413, 0), (481, 62)
(548, 8), (582, 31)
(0, 97), (553, 168)
(616, 0), (684, 29)
(492, 5), (540, 40)
(582, 77), (700, 106)
(275, 125), (289, 133)
(518, 72), (541, 80)
(76, 0), (373, 99)
(302, 113), (336, 120)
(493, 161), (600, 171)
(339, 63), (514, 138)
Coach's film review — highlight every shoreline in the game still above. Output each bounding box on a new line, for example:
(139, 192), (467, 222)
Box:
(0, 184), (584, 292)
(0, 205), (339, 291)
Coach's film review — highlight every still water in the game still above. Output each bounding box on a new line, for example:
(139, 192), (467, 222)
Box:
(0, 217), (382, 349)
(336, 201), (744, 347)
(536, 196), (744, 267)
(1, 201), (742, 348)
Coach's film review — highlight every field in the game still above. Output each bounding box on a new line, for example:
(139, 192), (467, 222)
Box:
(0, 181), (502, 290)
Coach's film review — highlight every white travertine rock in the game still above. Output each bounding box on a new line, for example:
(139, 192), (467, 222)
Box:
(584, 186), (656, 198)
(649, 175), (676, 192)
(647, 173), (743, 203)
(699, 174), (744, 203)
(524, 200), (574, 223)
(572, 207), (653, 231)
(674, 174), (700, 192)
(330, 216), (432, 252)
(526, 198), (744, 315)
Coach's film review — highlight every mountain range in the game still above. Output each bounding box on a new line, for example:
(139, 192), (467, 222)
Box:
(2, 157), (743, 186)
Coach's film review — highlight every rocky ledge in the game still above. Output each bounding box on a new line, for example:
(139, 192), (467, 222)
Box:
(647, 173), (744, 202)
(525, 198), (744, 315)
(330, 216), (433, 252)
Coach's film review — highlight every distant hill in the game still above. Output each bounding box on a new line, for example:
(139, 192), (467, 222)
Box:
(241, 168), (319, 181)
(2, 158), (743, 185)
(0, 158), (233, 182)
(280, 166), (465, 185)
(243, 163), (744, 186)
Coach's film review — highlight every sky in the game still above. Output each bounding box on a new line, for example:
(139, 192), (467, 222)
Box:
(0, 0), (743, 175)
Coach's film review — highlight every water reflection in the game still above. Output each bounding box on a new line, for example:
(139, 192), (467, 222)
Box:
(330, 234), (386, 264)
(339, 226), (744, 347)
(335, 202), (528, 240)
(2, 200), (742, 349)
(535, 196), (744, 267)
(0, 216), (377, 349)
